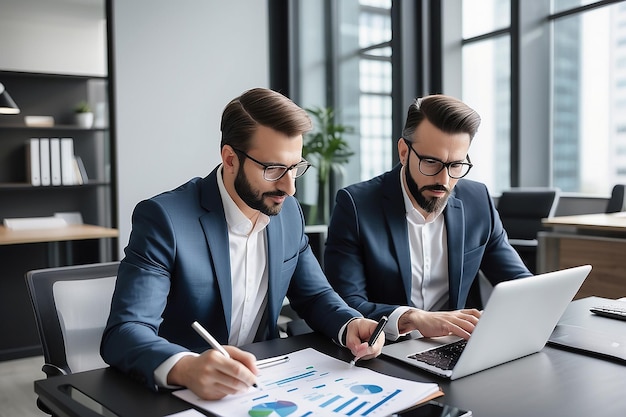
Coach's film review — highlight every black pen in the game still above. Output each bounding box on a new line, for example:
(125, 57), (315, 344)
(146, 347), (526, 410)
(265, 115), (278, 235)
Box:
(350, 315), (388, 366)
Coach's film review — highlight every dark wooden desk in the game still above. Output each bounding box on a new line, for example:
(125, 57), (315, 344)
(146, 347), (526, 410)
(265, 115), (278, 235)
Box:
(539, 213), (626, 298)
(35, 318), (626, 417)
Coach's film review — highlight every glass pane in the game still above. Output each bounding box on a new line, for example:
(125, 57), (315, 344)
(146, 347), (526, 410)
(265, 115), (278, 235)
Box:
(335, 0), (392, 185)
(551, 3), (626, 194)
(359, 94), (392, 180)
(462, 0), (511, 39)
(359, 59), (392, 94)
(359, 7), (391, 49)
(462, 35), (511, 193)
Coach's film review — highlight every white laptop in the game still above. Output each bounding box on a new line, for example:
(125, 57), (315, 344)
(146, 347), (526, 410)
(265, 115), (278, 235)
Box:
(382, 265), (592, 380)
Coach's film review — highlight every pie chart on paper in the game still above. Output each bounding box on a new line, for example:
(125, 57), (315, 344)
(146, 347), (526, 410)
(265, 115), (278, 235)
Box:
(248, 400), (298, 417)
(349, 384), (384, 395)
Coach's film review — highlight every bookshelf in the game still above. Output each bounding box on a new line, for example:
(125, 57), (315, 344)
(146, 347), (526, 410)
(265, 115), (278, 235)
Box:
(0, 70), (117, 360)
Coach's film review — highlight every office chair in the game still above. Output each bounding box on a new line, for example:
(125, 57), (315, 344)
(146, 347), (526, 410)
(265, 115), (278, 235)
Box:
(496, 188), (560, 274)
(606, 184), (626, 213)
(25, 261), (119, 414)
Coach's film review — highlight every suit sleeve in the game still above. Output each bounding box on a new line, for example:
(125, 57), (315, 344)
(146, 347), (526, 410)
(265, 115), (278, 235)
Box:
(323, 189), (399, 320)
(283, 199), (362, 343)
(100, 199), (189, 391)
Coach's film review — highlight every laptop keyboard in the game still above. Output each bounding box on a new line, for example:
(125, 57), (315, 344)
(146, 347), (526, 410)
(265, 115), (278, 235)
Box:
(407, 339), (468, 371)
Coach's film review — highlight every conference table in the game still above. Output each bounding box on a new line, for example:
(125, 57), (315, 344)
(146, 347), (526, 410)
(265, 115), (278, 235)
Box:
(34, 297), (626, 417)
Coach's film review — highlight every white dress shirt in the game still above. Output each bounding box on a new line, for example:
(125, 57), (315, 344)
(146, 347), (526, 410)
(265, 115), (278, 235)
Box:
(385, 166), (450, 340)
(154, 165), (269, 386)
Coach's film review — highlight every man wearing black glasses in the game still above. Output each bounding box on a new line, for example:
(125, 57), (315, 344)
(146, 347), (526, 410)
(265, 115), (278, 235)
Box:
(102, 88), (384, 401)
(325, 94), (531, 343)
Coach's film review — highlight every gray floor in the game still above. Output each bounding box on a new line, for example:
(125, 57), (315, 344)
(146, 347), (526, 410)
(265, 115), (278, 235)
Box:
(0, 355), (47, 416)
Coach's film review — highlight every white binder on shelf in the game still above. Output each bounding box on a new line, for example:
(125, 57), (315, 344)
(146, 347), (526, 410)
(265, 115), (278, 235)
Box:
(39, 138), (51, 186)
(49, 138), (61, 186)
(26, 138), (41, 186)
(60, 137), (76, 185)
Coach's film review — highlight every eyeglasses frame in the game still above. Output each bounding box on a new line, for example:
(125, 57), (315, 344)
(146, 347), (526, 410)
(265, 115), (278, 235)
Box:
(402, 137), (473, 179)
(231, 147), (311, 182)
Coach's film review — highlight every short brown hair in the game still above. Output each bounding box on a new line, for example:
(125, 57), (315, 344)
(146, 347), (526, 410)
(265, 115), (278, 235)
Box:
(220, 88), (312, 151)
(402, 94), (481, 141)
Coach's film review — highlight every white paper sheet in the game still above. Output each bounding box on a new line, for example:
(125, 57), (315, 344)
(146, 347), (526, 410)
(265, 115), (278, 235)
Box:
(173, 347), (440, 417)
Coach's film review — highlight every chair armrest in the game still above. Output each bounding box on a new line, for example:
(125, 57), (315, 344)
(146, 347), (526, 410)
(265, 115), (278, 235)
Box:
(42, 363), (68, 378)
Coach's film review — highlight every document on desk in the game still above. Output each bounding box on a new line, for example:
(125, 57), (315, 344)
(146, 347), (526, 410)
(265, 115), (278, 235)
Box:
(173, 347), (441, 417)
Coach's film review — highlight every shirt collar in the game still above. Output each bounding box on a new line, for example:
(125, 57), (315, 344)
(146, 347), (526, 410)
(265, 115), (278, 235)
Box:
(216, 165), (270, 236)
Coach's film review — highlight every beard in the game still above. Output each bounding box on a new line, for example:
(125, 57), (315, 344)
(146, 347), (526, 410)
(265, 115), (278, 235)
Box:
(405, 162), (450, 214)
(234, 168), (286, 216)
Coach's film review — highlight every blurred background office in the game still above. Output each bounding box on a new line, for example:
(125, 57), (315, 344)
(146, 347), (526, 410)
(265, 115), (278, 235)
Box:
(1, 1), (625, 415)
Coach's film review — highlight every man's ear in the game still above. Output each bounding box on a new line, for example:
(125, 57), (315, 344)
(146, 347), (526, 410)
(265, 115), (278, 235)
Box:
(397, 138), (409, 165)
(221, 145), (238, 173)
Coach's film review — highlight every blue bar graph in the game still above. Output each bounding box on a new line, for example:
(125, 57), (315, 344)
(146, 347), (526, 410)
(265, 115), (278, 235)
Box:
(334, 397), (357, 412)
(320, 395), (342, 408)
(346, 401), (369, 416)
(269, 370), (317, 386)
(362, 389), (402, 415)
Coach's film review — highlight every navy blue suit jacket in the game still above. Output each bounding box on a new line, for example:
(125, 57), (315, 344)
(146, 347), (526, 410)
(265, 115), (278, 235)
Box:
(324, 164), (531, 320)
(101, 166), (360, 389)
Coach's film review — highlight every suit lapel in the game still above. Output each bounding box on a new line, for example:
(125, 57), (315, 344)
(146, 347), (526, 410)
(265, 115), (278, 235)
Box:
(383, 165), (413, 303)
(198, 170), (233, 334)
(264, 217), (282, 338)
(444, 194), (464, 309)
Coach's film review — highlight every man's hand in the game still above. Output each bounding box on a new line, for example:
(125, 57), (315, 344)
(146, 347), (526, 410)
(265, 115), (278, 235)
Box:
(399, 308), (481, 340)
(167, 345), (258, 400)
(345, 318), (386, 362)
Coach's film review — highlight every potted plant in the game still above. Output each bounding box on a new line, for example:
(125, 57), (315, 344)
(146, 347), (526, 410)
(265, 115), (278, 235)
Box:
(74, 101), (94, 128)
(302, 106), (354, 225)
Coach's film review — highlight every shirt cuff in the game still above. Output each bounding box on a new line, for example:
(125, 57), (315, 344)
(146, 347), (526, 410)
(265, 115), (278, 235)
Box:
(154, 351), (199, 389)
(386, 306), (423, 341)
(339, 317), (361, 346)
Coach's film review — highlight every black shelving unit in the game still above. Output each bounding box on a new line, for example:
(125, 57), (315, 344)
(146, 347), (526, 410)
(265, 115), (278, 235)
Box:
(0, 70), (117, 360)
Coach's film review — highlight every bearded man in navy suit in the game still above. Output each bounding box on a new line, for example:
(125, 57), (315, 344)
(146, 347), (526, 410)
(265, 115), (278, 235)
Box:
(325, 95), (531, 343)
(101, 88), (384, 400)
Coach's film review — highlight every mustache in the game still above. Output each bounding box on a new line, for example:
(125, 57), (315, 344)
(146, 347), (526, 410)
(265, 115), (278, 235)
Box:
(264, 190), (287, 197)
(419, 184), (449, 193)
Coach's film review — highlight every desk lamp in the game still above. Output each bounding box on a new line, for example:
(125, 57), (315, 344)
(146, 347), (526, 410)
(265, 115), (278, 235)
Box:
(0, 82), (20, 114)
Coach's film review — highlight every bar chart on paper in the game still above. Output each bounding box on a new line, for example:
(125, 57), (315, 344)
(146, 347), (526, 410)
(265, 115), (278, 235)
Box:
(174, 348), (440, 417)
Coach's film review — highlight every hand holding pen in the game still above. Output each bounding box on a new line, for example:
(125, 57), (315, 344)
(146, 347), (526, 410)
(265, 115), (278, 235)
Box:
(190, 322), (289, 393)
(348, 316), (388, 366)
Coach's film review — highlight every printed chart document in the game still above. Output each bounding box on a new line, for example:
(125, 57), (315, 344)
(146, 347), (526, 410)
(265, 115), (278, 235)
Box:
(173, 348), (441, 417)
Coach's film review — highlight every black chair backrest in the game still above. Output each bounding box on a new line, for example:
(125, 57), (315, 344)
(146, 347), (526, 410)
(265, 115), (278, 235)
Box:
(606, 184), (626, 213)
(497, 189), (560, 241)
(25, 261), (119, 377)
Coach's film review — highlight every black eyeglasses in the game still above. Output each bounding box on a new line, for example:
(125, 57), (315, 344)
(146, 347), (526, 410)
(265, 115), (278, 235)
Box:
(232, 148), (311, 182)
(402, 138), (473, 179)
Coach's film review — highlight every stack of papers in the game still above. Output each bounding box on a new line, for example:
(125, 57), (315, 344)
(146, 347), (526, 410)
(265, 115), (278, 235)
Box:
(174, 348), (441, 417)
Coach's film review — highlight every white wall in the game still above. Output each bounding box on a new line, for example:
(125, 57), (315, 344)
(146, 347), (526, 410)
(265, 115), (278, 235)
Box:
(0, 0), (106, 76)
(111, 0), (269, 258)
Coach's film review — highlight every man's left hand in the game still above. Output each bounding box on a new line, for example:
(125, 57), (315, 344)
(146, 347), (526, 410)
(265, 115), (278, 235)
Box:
(345, 318), (385, 362)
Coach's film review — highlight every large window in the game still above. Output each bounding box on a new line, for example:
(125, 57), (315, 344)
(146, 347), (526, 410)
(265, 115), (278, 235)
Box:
(551, 1), (626, 194)
(457, 0), (626, 196)
(460, 0), (511, 193)
(356, 0), (393, 180)
(292, 0), (392, 190)
(288, 0), (626, 199)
